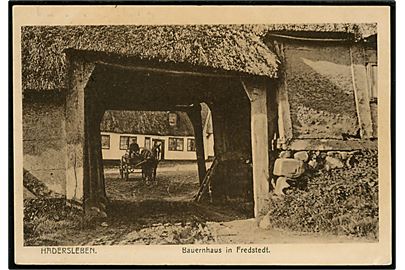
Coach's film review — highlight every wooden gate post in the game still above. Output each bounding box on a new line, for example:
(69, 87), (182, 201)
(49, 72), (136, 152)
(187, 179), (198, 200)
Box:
(65, 59), (95, 207)
(241, 79), (270, 217)
(187, 104), (207, 185)
(84, 86), (108, 214)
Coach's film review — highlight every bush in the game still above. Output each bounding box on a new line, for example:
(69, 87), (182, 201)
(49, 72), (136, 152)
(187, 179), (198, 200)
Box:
(268, 150), (378, 240)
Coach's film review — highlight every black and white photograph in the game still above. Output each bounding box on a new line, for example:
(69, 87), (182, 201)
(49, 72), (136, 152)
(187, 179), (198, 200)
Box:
(11, 4), (393, 267)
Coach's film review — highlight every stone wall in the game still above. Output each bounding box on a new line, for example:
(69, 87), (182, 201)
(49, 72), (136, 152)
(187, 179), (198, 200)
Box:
(23, 97), (67, 196)
(284, 43), (359, 139)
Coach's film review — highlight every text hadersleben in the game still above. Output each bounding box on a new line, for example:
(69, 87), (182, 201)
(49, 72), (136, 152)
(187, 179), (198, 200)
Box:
(40, 247), (96, 255)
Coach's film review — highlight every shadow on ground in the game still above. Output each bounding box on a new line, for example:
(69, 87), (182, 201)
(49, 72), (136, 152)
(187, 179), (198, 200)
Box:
(105, 199), (251, 226)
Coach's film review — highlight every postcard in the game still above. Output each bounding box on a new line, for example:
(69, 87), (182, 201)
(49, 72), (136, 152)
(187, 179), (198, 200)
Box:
(11, 3), (393, 267)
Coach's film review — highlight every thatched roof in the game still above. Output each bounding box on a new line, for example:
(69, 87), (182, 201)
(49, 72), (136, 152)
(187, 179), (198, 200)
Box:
(100, 110), (194, 136)
(21, 23), (376, 91)
(22, 25), (279, 91)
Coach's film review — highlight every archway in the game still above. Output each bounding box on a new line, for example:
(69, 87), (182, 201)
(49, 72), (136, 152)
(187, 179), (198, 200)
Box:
(65, 51), (272, 218)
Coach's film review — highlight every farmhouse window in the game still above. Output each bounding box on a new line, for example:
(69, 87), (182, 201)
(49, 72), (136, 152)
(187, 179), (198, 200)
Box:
(187, 138), (196, 151)
(144, 137), (151, 149)
(101, 135), (110, 149)
(366, 63), (378, 103)
(120, 136), (137, 150)
(169, 137), (184, 151)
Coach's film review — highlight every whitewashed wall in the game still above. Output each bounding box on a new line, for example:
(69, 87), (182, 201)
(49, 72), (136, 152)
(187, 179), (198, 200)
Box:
(101, 132), (214, 161)
(204, 133), (215, 158)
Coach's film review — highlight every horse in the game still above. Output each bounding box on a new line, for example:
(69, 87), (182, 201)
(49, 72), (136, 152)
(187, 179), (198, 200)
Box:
(139, 144), (161, 184)
(119, 144), (161, 182)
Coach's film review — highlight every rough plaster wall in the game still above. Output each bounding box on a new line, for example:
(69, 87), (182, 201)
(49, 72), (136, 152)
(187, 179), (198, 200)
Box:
(23, 100), (66, 195)
(284, 43), (359, 139)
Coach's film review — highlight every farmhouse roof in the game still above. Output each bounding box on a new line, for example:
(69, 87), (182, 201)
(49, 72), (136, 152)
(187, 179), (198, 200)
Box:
(21, 23), (376, 91)
(100, 110), (195, 137)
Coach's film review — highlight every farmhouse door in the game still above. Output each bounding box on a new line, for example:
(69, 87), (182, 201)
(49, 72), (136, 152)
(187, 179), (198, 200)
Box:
(152, 139), (165, 160)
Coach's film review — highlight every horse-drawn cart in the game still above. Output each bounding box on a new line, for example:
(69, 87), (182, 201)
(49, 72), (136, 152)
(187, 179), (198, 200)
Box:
(119, 148), (160, 183)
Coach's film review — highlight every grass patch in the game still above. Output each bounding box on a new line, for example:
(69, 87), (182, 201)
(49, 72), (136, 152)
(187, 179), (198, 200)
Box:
(24, 198), (84, 246)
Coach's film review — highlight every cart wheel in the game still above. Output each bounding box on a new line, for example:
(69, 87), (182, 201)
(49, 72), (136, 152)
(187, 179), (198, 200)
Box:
(141, 168), (146, 181)
(143, 172), (148, 185)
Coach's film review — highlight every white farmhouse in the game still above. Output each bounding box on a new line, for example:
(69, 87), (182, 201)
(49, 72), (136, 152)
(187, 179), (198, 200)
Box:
(100, 104), (214, 161)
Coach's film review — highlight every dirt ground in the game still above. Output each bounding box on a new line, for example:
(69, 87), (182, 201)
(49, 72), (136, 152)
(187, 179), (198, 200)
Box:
(24, 162), (372, 246)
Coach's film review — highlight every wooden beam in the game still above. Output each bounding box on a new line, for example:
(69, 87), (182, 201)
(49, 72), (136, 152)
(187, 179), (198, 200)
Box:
(96, 61), (239, 79)
(267, 33), (350, 42)
(105, 104), (194, 112)
(274, 42), (293, 147)
(83, 86), (108, 215)
(241, 79), (270, 218)
(195, 157), (219, 202)
(65, 60), (95, 205)
(277, 81), (293, 146)
(187, 104), (207, 185)
(350, 46), (373, 139)
(286, 138), (378, 151)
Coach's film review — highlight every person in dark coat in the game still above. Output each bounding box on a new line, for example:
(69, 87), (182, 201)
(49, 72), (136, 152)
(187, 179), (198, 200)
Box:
(151, 141), (161, 160)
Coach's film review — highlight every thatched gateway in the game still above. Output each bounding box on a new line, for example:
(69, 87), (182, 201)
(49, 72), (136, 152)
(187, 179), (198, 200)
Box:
(22, 24), (377, 219)
(22, 25), (280, 217)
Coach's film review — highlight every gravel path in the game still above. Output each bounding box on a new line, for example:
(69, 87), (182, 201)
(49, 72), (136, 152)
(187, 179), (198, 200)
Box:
(24, 164), (373, 246)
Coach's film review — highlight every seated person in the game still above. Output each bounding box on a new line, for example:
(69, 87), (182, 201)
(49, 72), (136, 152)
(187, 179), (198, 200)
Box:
(151, 142), (161, 160)
(128, 139), (140, 159)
